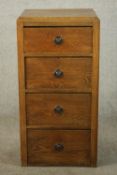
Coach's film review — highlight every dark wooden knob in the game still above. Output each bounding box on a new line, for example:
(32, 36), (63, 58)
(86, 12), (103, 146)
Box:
(54, 143), (64, 151)
(54, 69), (63, 78)
(54, 105), (63, 114)
(54, 36), (63, 45)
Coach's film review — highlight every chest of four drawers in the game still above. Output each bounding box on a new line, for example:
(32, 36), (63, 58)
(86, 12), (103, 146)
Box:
(17, 9), (100, 166)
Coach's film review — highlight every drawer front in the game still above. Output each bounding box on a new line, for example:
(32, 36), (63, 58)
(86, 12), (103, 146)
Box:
(26, 94), (91, 129)
(24, 27), (92, 55)
(25, 57), (92, 91)
(27, 130), (91, 165)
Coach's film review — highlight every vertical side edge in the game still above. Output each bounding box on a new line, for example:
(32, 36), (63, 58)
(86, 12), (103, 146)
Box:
(17, 18), (27, 166)
(91, 17), (100, 166)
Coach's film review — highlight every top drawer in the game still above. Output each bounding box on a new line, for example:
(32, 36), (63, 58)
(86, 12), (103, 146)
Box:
(24, 27), (93, 56)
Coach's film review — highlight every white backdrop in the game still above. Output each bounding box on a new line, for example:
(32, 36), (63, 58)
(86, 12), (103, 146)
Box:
(0, 0), (117, 174)
(0, 0), (116, 122)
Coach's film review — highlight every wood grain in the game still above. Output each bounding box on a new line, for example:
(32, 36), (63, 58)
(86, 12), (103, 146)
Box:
(26, 94), (91, 129)
(25, 88), (92, 93)
(27, 129), (91, 166)
(24, 27), (93, 55)
(25, 57), (92, 91)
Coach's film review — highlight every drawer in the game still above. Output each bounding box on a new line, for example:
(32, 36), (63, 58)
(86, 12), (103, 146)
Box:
(25, 57), (92, 91)
(24, 27), (93, 55)
(27, 130), (91, 165)
(26, 94), (91, 129)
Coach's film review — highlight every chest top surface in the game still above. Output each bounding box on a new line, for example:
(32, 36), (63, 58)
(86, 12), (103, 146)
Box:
(18, 9), (99, 24)
(20, 9), (97, 17)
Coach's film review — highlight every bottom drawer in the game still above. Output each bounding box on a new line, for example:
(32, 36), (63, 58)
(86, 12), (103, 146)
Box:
(27, 129), (91, 166)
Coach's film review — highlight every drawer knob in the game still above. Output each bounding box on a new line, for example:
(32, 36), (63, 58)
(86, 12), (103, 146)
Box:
(54, 105), (63, 114)
(54, 69), (63, 78)
(54, 36), (63, 45)
(54, 143), (64, 151)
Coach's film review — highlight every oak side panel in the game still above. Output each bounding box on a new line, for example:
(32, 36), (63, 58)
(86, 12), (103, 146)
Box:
(17, 19), (27, 166)
(91, 17), (100, 166)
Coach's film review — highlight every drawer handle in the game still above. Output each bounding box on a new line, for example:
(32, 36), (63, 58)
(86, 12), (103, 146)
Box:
(54, 105), (63, 114)
(54, 143), (64, 151)
(54, 36), (63, 45)
(54, 69), (63, 78)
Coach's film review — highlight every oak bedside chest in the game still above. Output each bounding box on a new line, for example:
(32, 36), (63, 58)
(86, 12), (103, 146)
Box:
(17, 9), (100, 166)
